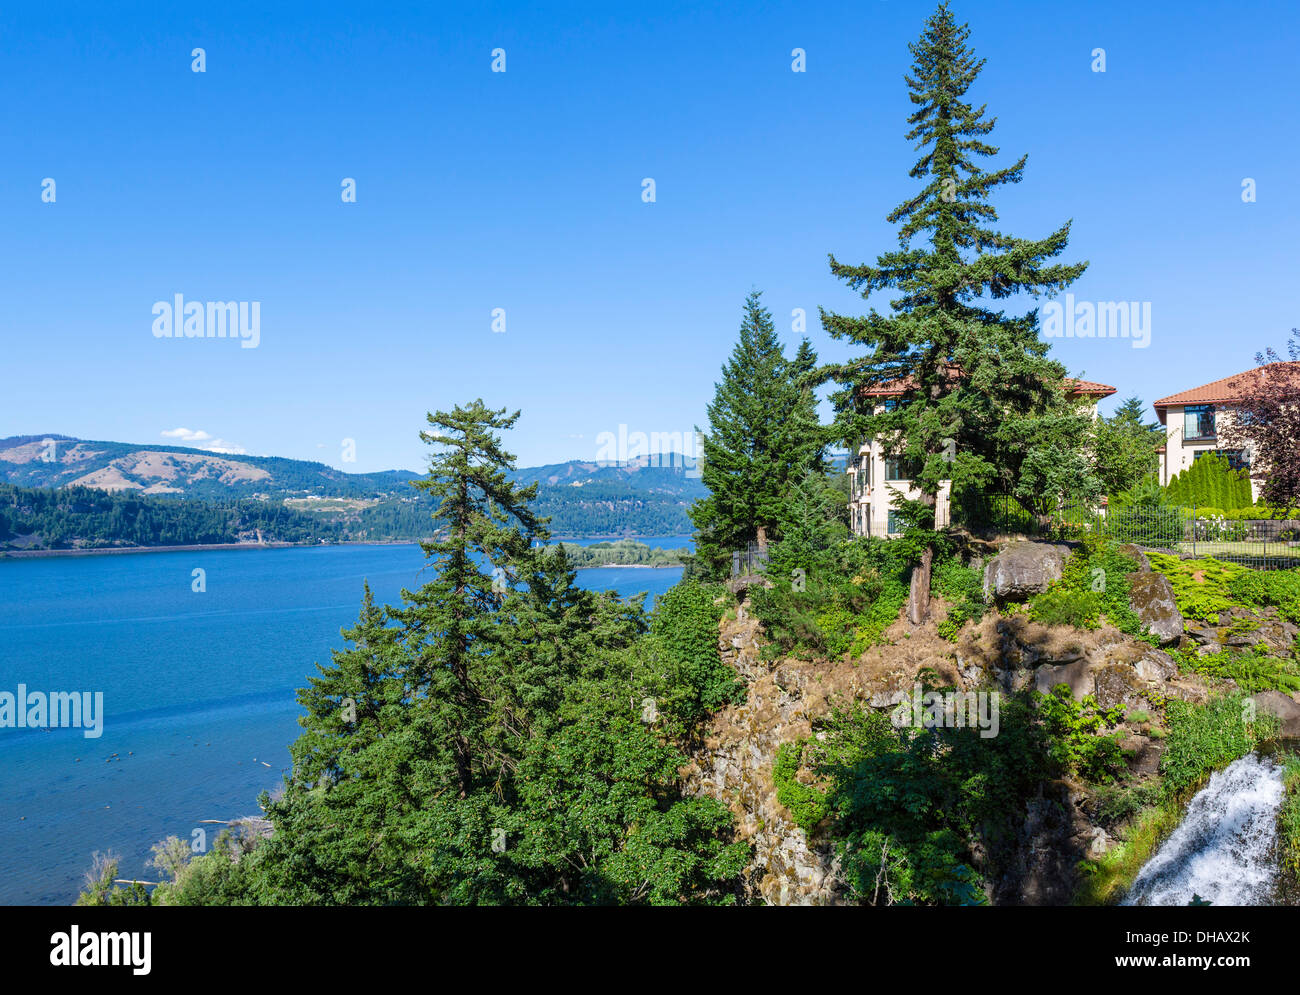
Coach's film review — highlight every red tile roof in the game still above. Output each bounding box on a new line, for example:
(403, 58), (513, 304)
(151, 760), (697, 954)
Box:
(1153, 363), (1300, 410)
(1152, 362), (1300, 422)
(858, 368), (1115, 399)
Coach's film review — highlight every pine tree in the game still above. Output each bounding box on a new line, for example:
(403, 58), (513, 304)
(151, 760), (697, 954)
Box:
(819, 2), (1090, 622)
(397, 400), (548, 797)
(691, 290), (826, 577)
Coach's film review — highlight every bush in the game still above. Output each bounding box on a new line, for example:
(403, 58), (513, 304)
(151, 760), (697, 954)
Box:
(773, 740), (829, 834)
(1025, 537), (1153, 640)
(812, 696), (1047, 905)
(1280, 757), (1300, 879)
(1036, 685), (1127, 783)
(1145, 552), (1244, 622)
(650, 581), (745, 726)
(749, 537), (913, 660)
(931, 559), (987, 641)
(1176, 646), (1300, 695)
(1159, 694), (1276, 796)
(1165, 453), (1253, 510)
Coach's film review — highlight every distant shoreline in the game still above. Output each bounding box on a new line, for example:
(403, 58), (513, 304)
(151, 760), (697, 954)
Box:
(0, 537), (690, 566)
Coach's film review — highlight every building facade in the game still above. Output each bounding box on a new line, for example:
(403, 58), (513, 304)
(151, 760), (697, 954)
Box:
(848, 376), (1115, 537)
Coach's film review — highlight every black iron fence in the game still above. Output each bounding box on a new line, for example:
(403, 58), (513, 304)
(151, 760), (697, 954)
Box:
(730, 542), (770, 577)
(960, 496), (1300, 571)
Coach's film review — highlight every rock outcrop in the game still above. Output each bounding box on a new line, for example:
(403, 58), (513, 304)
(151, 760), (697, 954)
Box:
(982, 541), (1072, 603)
(1127, 570), (1184, 645)
(687, 562), (1249, 906)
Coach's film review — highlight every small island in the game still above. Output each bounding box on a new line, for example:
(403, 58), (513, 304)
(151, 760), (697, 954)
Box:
(555, 539), (684, 568)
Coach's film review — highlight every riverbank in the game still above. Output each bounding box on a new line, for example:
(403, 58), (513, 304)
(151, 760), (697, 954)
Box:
(0, 540), (405, 559)
(1, 537), (690, 567)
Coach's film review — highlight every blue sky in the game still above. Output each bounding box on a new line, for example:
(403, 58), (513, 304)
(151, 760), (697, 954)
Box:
(2, 0), (1297, 472)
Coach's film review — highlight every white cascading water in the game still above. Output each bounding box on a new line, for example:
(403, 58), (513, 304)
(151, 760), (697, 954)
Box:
(1123, 755), (1285, 906)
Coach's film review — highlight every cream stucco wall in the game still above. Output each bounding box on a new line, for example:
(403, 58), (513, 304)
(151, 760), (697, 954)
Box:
(1159, 403), (1262, 502)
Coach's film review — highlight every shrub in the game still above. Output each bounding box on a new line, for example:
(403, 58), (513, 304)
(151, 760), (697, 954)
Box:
(1145, 552), (1244, 622)
(748, 537), (913, 660)
(1165, 453), (1253, 510)
(1025, 537), (1153, 640)
(1279, 757), (1300, 879)
(1179, 646), (1300, 694)
(1028, 587), (1101, 629)
(773, 740), (829, 834)
(1159, 693), (1276, 796)
(650, 581), (745, 725)
(1036, 685), (1127, 783)
(931, 559), (987, 641)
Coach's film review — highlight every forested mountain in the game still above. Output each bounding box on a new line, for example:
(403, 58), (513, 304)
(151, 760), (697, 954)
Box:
(0, 437), (704, 549)
(0, 435), (418, 499)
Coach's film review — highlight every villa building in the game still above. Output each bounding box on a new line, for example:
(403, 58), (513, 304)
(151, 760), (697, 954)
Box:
(1153, 363), (1300, 502)
(848, 375), (1116, 537)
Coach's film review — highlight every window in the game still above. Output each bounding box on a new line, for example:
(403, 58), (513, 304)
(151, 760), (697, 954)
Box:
(1184, 404), (1216, 441)
(885, 458), (918, 481)
(887, 509), (907, 534)
(1195, 448), (1249, 471)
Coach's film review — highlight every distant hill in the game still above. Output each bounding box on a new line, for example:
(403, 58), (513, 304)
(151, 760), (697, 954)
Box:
(0, 436), (704, 541)
(0, 435), (418, 499)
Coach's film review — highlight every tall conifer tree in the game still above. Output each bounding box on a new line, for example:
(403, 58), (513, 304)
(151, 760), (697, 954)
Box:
(691, 291), (825, 577)
(821, 2), (1091, 621)
(398, 400), (547, 797)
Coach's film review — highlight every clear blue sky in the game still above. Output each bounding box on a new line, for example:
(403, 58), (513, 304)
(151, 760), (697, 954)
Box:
(3, 0), (1297, 472)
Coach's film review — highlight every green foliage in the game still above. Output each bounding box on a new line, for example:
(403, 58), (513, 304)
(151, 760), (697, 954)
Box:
(1177, 647), (1300, 695)
(691, 291), (827, 578)
(0, 482), (347, 550)
(76, 404), (753, 908)
(819, 4), (1092, 526)
(1111, 472), (1167, 508)
(1227, 568), (1300, 625)
(1026, 537), (1153, 641)
(555, 540), (684, 568)
(748, 537), (914, 660)
(773, 741), (829, 833)
(1028, 587), (1101, 629)
(1090, 781), (1162, 828)
(1159, 694), (1275, 797)
(931, 558), (987, 641)
(648, 582), (745, 730)
(1146, 552), (1245, 622)
(1036, 685), (1127, 783)
(1165, 453), (1254, 511)
(1094, 398), (1164, 498)
(811, 695), (1048, 905)
(1279, 756), (1300, 879)
(75, 852), (153, 907)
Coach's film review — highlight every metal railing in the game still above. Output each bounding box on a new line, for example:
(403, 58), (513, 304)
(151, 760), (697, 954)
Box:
(730, 542), (770, 577)
(959, 496), (1300, 571)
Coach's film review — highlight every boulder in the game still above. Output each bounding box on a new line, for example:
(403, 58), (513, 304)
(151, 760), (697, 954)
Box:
(1127, 570), (1184, 645)
(1035, 659), (1094, 699)
(1093, 663), (1151, 710)
(982, 542), (1072, 603)
(1251, 690), (1300, 739)
(1133, 649), (1177, 683)
(1116, 543), (1152, 572)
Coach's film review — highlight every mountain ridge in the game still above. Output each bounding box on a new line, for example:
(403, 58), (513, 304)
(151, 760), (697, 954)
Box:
(0, 435), (707, 540)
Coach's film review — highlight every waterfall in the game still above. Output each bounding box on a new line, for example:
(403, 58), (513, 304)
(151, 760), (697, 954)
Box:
(1123, 755), (1285, 906)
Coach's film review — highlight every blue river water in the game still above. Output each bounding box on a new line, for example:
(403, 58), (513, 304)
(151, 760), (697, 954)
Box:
(0, 539), (686, 905)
